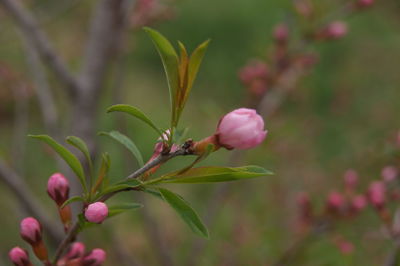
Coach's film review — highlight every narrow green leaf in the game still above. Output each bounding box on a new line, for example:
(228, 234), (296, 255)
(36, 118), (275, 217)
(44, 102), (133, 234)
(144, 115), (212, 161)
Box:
(66, 136), (91, 166)
(94, 153), (111, 194)
(143, 27), (179, 124)
(99, 131), (144, 167)
(142, 187), (163, 200)
(158, 188), (209, 238)
(108, 203), (143, 217)
(66, 136), (94, 185)
(162, 165), (273, 184)
(60, 196), (85, 209)
(97, 179), (142, 197)
(187, 39), (210, 94)
(107, 104), (163, 137)
(29, 135), (87, 191)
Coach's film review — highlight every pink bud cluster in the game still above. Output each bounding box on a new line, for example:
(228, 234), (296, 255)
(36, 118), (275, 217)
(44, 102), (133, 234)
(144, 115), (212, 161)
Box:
(238, 60), (270, 96)
(10, 172), (109, 265)
(58, 242), (106, 266)
(296, 164), (400, 255)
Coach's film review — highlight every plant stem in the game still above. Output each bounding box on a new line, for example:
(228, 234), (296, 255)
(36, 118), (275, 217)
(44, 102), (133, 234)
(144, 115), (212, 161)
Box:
(52, 147), (192, 264)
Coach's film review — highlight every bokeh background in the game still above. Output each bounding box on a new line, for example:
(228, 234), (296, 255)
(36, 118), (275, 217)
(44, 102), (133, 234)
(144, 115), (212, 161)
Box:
(1, 0), (400, 265)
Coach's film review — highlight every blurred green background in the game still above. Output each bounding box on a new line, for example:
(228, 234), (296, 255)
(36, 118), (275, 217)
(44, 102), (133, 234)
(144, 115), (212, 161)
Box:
(1, 0), (400, 265)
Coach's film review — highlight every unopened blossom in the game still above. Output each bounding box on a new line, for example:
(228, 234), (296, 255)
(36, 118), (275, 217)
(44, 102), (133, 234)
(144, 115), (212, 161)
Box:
(47, 173), (70, 206)
(273, 23), (289, 44)
(20, 217), (48, 261)
(216, 108), (267, 150)
(337, 240), (354, 254)
(326, 191), (345, 212)
(238, 60), (269, 95)
(85, 202), (109, 224)
(66, 242), (85, 260)
(381, 166), (398, 182)
(9, 247), (31, 266)
(368, 181), (386, 209)
(20, 217), (42, 245)
(351, 195), (367, 212)
(82, 249), (106, 266)
(322, 21), (348, 40)
(344, 169), (358, 191)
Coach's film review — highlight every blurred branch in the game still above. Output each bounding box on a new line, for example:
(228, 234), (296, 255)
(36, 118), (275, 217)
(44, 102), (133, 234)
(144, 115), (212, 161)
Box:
(0, 159), (64, 244)
(384, 239), (400, 266)
(11, 84), (29, 172)
(71, 0), (134, 155)
(20, 31), (60, 138)
(0, 0), (79, 97)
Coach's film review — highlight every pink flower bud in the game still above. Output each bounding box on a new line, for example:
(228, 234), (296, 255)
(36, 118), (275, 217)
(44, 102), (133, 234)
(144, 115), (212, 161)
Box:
(47, 173), (70, 206)
(85, 202), (108, 224)
(357, 0), (374, 8)
(381, 166), (398, 182)
(368, 181), (386, 209)
(82, 248), (106, 266)
(326, 191), (345, 212)
(351, 195), (367, 212)
(238, 60), (269, 95)
(344, 169), (358, 191)
(322, 21), (348, 40)
(337, 240), (354, 254)
(273, 23), (289, 44)
(9, 247), (31, 266)
(217, 108), (267, 150)
(66, 242), (86, 260)
(20, 217), (42, 245)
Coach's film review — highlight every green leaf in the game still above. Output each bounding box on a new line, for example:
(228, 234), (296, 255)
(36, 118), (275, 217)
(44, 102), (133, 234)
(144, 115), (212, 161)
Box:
(143, 27), (179, 126)
(158, 188), (209, 238)
(60, 196), (85, 209)
(93, 153), (111, 194)
(161, 165), (273, 184)
(99, 131), (144, 167)
(66, 136), (94, 185)
(142, 187), (164, 200)
(108, 203), (143, 217)
(187, 39), (210, 94)
(97, 179), (142, 198)
(107, 104), (163, 137)
(29, 135), (87, 191)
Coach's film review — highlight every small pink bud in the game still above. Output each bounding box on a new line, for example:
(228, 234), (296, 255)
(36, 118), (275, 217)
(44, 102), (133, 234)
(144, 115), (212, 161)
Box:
(273, 23), (289, 44)
(9, 247), (31, 266)
(381, 166), (398, 182)
(337, 240), (354, 254)
(368, 181), (386, 209)
(82, 248), (106, 266)
(344, 169), (358, 191)
(239, 60), (269, 84)
(85, 202), (108, 224)
(47, 173), (70, 206)
(217, 108), (267, 150)
(322, 21), (348, 40)
(357, 0), (374, 8)
(351, 195), (367, 212)
(20, 217), (42, 245)
(326, 191), (345, 212)
(66, 242), (86, 260)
